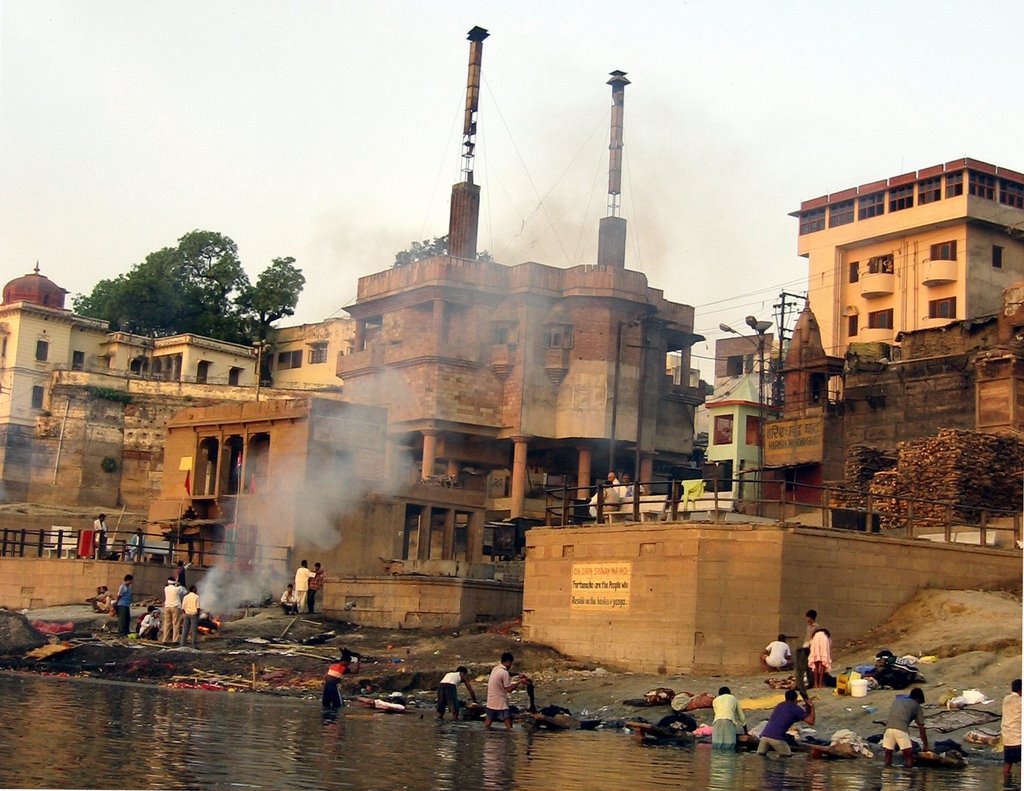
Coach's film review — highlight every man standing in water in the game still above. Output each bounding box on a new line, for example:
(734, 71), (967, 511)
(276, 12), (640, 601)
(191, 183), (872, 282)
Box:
(484, 652), (528, 730)
(882, 687), (928, 768)
(1003, 678), (1021, 784)
(437, 666), (478, 721)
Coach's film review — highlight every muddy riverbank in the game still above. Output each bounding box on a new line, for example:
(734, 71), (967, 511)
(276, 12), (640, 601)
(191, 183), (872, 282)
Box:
(1, 587), (1019, 761)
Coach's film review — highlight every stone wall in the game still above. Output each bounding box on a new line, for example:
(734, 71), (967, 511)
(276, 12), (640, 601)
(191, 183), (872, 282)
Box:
(0, 557), (209, 610)
(523, 522), (1021, 675)
(842, 319), (999, 451)
(322, 575), (523, 629)
(5, 373), (336, 510)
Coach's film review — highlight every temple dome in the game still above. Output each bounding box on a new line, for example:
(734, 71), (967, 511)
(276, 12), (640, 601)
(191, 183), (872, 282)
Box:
(2, 264), (68, 308)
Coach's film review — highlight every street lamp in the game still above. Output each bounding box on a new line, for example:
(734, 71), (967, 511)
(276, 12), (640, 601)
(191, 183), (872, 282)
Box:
(719, 316), (772, 514)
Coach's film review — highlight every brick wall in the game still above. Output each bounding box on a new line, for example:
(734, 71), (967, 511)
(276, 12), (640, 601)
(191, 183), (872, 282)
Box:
(321, 575), (522, 629)
(0, 557), (209, 609)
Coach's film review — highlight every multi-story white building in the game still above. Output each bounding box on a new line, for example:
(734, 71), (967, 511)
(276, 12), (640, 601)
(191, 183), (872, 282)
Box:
(0, 266), (352, 504)
(793, 157), (1024, 356)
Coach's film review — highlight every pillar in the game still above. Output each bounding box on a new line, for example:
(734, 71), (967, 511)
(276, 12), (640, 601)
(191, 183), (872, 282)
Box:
(640, 453), (654, 488)
(576, 446), (592, 500)
(442, 509), (456, 559)
(446, 458), (461, 478)
(418, 506), (432, 561)
(421, 430), (438, 480)
(467, 511), (486, 562)
(509, 435), (529, 518)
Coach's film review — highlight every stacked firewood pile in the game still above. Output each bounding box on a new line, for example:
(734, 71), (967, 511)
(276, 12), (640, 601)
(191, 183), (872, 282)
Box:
(870, 429), (1024, 530)
(868, 471), (903, 530)
(832, 445), (897, 509)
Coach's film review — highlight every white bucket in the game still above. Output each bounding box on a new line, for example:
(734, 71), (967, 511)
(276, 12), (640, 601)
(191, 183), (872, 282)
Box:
(850, 679), (868, 698)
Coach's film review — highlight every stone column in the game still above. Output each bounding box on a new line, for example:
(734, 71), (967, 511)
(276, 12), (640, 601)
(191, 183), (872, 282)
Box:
(509, 435), (530, 518)
(418, 507), (432, 561)
(576, 445), (592, 500)
(446, 458), (461, 478)
(467, 511), (486, 562)
(421, 430), (438, 480)
(640, 453), (654, 489)
(442, 509), (456, 559)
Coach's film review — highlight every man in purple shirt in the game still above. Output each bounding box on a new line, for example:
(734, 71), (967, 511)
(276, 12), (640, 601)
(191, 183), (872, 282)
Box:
(757, 690), (815, 757)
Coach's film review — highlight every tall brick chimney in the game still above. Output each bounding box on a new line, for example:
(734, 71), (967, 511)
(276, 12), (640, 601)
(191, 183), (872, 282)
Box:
(597, 70), (630, 269)
(447, 26), (489, 261)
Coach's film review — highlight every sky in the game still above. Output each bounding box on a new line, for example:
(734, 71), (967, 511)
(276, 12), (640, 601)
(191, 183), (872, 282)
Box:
(2, 0), (1023, 380)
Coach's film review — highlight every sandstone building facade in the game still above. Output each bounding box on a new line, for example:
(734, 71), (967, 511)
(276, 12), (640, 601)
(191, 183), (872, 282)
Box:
(794, 157), (1024, 357)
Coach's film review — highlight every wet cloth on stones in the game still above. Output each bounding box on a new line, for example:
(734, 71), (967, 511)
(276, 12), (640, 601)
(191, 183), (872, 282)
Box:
(924, 708), (1000, 734)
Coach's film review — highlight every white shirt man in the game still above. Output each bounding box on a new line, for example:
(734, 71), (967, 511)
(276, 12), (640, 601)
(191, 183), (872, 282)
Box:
(160, 578), (182, 644)
(92, 514), (108, 559)
(280, 585), (299, 614)
(138, 609), (161, 639)
(761, 635), (792, 671)
(294, 561), (315, 613)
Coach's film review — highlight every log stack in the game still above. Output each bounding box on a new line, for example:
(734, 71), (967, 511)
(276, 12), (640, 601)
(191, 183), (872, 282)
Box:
(835, 430), (1023, 531)
(895, 428), (1024, 524)
(868, 470), (904, 530)
(833, 445), (897, 509)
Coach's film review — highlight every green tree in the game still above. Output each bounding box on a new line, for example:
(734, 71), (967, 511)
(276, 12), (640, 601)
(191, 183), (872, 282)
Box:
(73, 247), (188, 336)
(73, 230), (303, 345)
(237, 257), (306, 342)
(393, 234), (493, 267)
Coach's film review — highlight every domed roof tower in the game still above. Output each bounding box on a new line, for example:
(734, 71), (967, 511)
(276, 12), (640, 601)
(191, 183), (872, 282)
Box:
(2, 264), (68, 308)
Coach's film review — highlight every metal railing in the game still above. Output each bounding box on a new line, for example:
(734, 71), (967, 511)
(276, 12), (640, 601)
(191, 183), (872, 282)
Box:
(543, 476), (1022, 547)
(0, 527), (290, 568)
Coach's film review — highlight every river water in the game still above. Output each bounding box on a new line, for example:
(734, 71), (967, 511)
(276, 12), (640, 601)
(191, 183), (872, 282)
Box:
(0, 673), (1004, 790)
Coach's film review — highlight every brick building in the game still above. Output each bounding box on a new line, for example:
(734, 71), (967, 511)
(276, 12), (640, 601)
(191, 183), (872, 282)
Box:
(337, 55), (704, 530)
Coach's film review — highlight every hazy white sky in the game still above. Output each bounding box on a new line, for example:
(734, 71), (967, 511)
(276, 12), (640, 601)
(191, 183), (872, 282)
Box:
(2, 0), (1022, 377)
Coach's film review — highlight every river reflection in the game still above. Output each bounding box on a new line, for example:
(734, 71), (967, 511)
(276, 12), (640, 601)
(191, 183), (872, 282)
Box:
(0, 673), (1004, 790)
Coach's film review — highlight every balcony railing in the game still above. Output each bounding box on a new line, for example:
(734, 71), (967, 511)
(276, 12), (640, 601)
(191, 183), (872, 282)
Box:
(541, 477), (1022, 549)
(922, 257), (957, 286)
(859, 271), (895, 298)
(859, 326), (895, 343)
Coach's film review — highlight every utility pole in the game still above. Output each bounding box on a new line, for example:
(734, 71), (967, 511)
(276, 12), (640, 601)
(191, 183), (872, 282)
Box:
(771, 290), (806, 407)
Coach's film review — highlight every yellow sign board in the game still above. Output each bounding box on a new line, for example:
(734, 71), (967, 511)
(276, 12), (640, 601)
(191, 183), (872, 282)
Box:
(764, 416), (824, 466)
(570, 562), (632, 610)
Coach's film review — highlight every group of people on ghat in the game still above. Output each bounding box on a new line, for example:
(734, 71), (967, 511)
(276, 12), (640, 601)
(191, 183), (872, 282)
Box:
(314, 605), (1021, 783)
(587, 471), (646, 517)
(715, 608), (1022, 779)
(282, 560), (325, 615)
(319, 650), (531, 730)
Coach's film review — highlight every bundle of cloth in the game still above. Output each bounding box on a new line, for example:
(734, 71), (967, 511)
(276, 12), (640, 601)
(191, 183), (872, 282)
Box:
(869, 650), (925, 689)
